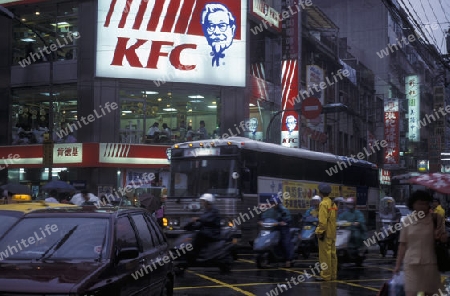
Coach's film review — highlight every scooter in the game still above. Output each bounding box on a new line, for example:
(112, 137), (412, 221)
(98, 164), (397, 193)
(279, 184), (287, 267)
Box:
(377, 197), (400, 257)
(171, 221), (236, 275)
(298, 215), (318, 259)
(336, 220), (368, 267)
(253, 218), (300, 268)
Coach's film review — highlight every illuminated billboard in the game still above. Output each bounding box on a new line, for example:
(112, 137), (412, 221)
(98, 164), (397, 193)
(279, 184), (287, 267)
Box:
(384, 98), (400, 166)
(96, 0), (247, 87)
(406, 75), (420, 142)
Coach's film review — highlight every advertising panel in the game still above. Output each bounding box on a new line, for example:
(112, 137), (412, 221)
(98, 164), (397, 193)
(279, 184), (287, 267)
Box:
(96, 0), (247, 87)
(280, 0), (300, 147)
(384, 98), (400, 166)
(250, 0), (281, 32)
(280, 60), (299, 148)
(406, 75), (420, 142)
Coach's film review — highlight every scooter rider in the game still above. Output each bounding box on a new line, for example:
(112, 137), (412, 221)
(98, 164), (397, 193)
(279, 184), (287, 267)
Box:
(338, 197), (367, 256)
(305, 195), (321, 218)
(189, 193), (221, 261)
(259, 195), (293, 267)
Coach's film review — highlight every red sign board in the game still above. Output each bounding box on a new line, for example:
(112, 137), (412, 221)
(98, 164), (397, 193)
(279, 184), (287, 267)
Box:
(383, 99), (400, 166)
(301, 97), (322, 120)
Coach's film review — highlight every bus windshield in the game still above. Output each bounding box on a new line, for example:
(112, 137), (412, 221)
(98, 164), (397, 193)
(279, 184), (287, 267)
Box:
(170, 158), (239, 198)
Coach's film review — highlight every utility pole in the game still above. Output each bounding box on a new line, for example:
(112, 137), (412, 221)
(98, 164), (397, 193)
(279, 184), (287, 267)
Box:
(0, 5), (54, 180)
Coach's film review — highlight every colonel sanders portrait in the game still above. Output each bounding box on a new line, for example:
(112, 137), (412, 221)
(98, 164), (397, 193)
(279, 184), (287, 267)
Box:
(248, 118), (258, 136)
(201, 3), (236, 67)
(285, 115), (297, 134)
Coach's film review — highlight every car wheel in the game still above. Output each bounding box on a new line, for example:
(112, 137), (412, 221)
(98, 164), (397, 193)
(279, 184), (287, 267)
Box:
(161, 275), (174, 296)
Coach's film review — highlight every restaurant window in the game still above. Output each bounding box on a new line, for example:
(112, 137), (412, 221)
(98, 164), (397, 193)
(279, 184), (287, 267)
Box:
(12, 1), (79, 66)
(119, 88), (220, 144)
(11, 84), (78, 144)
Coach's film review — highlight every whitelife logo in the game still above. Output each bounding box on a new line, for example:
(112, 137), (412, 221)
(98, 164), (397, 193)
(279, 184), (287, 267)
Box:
(55, 102), (118, 139)
(0, 224), (59, 261)
(96, 0), (247, 87)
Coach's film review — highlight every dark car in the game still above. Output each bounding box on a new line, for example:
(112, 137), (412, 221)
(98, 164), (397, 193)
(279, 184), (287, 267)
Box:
(0, 206), (174, 295)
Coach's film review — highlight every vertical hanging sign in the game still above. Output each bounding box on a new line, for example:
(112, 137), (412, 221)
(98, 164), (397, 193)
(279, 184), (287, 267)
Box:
(280, 0), (300, 147)
(384, 98), (400, 166)
(406, 75), (420, 142)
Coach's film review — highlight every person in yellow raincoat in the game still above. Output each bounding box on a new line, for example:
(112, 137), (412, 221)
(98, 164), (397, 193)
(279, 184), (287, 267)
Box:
(432, 198), (445, 217)
(315, 183), (338, 281)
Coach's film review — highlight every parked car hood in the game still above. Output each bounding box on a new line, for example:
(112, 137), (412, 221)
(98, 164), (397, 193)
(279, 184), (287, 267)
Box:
(0, 260), (108, 293)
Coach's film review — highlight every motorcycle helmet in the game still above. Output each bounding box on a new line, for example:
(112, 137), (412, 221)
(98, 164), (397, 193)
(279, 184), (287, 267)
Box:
(199, 193), (215, 204)
(312, 195), (322, 202)
(346, 197), (356, 204)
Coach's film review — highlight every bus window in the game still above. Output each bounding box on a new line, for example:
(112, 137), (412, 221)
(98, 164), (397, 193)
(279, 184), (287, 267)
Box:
(170, 158), (239, 198)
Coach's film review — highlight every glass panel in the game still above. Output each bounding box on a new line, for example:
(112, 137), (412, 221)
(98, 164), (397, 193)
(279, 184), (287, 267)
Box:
(131, 214), (155, 250)
(116, 216), (138, 249)
(0, 217), (109, 260)
(0, 212), (20, 237)
(170, 159), (238, 198)
(11, 84), (78, 144)
(12, 1), (79, 66)
(119, 88), (220, 144)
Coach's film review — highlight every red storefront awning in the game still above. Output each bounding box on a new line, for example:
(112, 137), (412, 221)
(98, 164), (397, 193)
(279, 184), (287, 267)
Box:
(0, 143), (170, 169)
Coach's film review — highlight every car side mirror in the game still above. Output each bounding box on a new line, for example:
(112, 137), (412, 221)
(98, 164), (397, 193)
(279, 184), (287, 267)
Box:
(117, 247), (139, 261)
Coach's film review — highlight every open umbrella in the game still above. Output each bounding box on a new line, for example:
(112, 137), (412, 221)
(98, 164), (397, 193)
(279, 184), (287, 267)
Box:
(0, 183), (31, 195)
(408, 173), (450, 194)
(42, 180), (76, 192)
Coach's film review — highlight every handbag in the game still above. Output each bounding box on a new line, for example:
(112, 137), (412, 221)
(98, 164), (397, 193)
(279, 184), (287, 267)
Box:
(432, 213), (450, 272)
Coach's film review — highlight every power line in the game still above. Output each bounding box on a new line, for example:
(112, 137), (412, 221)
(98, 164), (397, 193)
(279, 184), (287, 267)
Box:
(438, 0), (450, 25)
(424, 0), (448, 54)
(403, 0), (439, 50)
(382, 0), (450, 71)
(418, 0), (440, 46)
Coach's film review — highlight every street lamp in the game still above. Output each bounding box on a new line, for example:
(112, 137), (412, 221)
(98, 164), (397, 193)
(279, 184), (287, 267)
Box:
(0, 5), (54, 181)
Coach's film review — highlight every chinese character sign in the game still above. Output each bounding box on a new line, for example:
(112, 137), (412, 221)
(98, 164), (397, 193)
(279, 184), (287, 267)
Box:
(406, 75), (420, 142)
(384, 99), (399, 165)
(379, 169), (391, 185)
(53, 143), (83, 164)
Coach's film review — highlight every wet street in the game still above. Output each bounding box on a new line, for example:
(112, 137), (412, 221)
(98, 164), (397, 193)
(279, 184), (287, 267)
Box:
(173, 250), (447, 296)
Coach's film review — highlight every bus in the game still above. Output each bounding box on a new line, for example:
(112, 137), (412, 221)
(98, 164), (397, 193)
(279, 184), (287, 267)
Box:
(163, 137), (379, 248)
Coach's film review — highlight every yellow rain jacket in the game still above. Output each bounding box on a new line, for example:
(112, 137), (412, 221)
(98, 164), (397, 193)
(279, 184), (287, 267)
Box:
(315, 197), (338, 239)
(435, 205), (445, 217)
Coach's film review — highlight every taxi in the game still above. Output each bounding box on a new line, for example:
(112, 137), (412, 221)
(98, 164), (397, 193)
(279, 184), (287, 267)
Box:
(0, 201), (77, 238)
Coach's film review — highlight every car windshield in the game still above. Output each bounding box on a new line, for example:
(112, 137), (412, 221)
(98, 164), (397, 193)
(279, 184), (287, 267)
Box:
(170, 158), (239, 198)
(0, 211), (21, 238)
(0, 217), (109, 261)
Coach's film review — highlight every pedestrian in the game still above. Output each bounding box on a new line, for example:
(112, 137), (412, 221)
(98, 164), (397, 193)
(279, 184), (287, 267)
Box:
(394, 190), (447, 295)
(315, 183), (338, 281)
(197, 120), (208, 140)
(186, 126), (194, 141)
(44, 189), (59, 203)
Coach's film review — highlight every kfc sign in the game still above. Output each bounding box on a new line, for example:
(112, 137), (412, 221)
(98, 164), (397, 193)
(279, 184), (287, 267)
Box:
(96, 0), (247, 87)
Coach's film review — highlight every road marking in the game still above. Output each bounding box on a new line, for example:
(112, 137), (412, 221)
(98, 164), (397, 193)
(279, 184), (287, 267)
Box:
(278, 267), (380, 292)
(174, 281), (323, 291)
(334, 280), (379, 291)
(237, 259), (255, 264)
(187, 270), (256, 296)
